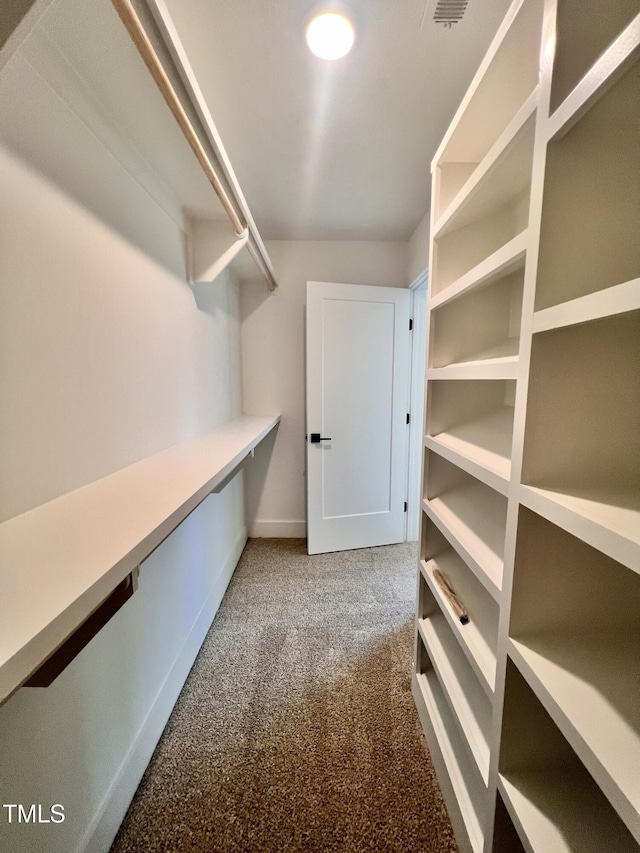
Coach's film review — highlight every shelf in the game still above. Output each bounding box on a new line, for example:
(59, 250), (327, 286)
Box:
(423, 457), (506, 597)
(509, 635), (640, 841)
(0, 415), (280, 706)
(422, 493), (505, 597)
(519, 485), (640, 572)
(535, 60), (640, 311)
(427, 360), (518, 382)
(426, 407), (514, 493)
(427, 346), (518, 380)
(433, 0), (543, 217)
(549, 1), (640, 116)
(434, 96), (536, 238)
(533, 278), (640, 333)
(434, 189), (530, 296)
(430, 231), (527, 308)
(499, 660), (639, 851)
(435, 110), (534, 238)
(418, 615), (492, 783)
(499, 770), (638, 853)
(429, 251), (523, 377)
(521, 312), (640, 570)
(414, 648), (486, 853)
(420, 554), (497, 695)
(509, 507), (639, 837)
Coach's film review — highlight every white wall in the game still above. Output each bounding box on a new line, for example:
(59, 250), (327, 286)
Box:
(0, 141), (245, 853)
(241, 240), (407, 537)
(407, 211), (431, 285)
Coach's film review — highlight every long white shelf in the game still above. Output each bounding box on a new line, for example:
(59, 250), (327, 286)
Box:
(422, 485), (505, 600)
(499, 769), (638, 853)
(519, 484), (640, 573)
(427, 361), (518, 381)
(426, 407), (514, 493)
(431, 231), (527, 310)
(533, 278), (640, 333)
(413, 669), (486, 853)
(418, 615), (492, 783)
(0, 415), (280, 706)
(434, 92), (537, 239)
(428, 345), (519, 381)
(509, 634), (640, 841)
(420, 557), (497, 696)
(546, 12), (640, 143)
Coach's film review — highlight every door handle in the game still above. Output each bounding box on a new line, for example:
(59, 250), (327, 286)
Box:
(309, 433), (332, 443)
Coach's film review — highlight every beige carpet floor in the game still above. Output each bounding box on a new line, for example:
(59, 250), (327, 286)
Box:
(110, 538), (458, 853)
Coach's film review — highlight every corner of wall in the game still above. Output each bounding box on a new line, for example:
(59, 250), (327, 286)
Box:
(407, 212), (431, 286)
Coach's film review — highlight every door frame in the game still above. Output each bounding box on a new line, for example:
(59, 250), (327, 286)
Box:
(406, 268), (429, 541)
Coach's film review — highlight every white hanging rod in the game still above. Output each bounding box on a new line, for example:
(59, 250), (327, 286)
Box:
(112, 0), (278, 292)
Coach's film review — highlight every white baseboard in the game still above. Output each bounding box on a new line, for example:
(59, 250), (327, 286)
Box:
(249, 520), (306, 538)
(79, 528), (247, 853)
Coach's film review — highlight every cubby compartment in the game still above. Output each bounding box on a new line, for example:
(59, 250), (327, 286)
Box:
(420, 518), (499, 693)
(499, 660), (638, 851)
(521, 312), (640, 566)
(414, 634), (487, 853)
(433, 192), (530, 297)
(431, 230), (527, 314)
(429, 269), (523, 376)
(509, 508), (640, 838)
(433, 0), (543, 218)
(491, 790), (526, 853)
(423, 452), (507, 594)
(550, 0), (640, 113)
(426, 380), (516, 489)
(536, 60), (640, 311)
(436, 110), (535, 238)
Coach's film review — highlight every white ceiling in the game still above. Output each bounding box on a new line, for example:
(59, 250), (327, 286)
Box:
(162, 0), (513, 241)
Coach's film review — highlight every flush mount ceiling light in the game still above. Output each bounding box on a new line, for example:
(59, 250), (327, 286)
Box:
(306, 10), (355, 60)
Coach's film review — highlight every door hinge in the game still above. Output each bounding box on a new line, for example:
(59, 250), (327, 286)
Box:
(404, 501), (408, 513)
(409, 318), (413, 331)
(406, 412), (410, 424)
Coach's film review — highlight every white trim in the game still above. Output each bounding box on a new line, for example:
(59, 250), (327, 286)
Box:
(78, 529), (247, 853)
(407, 268), (429, 541)
(410, 267), (430, 292)
(250, 520), (306, 538)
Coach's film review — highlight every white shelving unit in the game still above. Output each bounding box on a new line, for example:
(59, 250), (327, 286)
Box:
(413, 1), (640, 851)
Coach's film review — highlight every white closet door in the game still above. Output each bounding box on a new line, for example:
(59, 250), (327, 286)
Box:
(306, 281), (410, 555)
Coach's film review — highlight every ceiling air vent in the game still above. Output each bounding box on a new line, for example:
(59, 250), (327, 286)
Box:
(433, 0), (469, 26)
